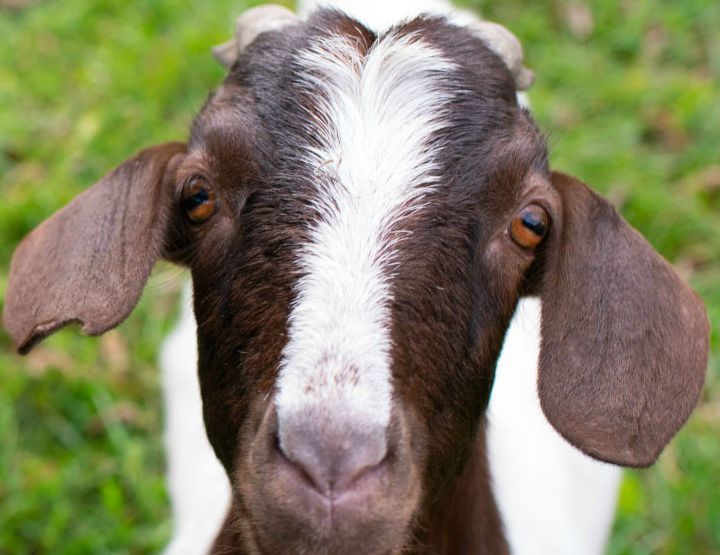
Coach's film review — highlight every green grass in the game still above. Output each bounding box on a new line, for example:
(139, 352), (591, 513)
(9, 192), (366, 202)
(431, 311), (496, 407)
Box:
(1, 0), (718, 553)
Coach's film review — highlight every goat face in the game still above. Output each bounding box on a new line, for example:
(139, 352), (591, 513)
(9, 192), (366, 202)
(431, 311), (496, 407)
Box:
(3, 9), (709, 555)
(183, 13), (554, 551)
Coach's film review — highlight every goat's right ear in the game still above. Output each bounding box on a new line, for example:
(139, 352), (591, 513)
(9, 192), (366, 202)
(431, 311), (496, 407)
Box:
(3, 142), (186, 354)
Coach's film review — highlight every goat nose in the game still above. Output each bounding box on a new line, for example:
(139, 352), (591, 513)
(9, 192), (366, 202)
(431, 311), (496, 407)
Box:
(277, 416), (388, 496)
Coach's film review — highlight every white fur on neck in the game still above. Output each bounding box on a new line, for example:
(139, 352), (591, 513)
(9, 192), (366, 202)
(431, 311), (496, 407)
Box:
(161, 284), (230, 555)
(488, 298), (621, 555)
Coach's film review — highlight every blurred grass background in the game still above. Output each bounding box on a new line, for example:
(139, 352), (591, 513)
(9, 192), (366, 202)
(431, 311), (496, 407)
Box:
(0, 0), (718, 552)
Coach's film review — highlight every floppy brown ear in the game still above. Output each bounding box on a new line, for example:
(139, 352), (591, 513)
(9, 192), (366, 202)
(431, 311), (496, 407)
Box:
(3, 142), (186, 354)
(538, 171), (709, 467)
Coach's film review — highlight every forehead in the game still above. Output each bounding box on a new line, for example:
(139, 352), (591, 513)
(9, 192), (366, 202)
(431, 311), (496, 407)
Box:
(191, 9), (548, 186)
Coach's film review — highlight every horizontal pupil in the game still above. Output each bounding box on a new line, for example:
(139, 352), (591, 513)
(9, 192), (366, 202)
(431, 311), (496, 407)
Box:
(522, 214), (546, 236)
(183, 189), (209, 210)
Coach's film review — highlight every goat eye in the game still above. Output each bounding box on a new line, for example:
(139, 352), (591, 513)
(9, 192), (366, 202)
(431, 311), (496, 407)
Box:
(180, 177), (218, 223)
(510, 205), (549, 249)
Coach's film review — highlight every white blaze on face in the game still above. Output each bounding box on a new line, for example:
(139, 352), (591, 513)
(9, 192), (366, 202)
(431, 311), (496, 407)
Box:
(275, 30), (456, 436)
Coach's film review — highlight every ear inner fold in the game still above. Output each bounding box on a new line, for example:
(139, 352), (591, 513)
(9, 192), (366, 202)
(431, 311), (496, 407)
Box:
(538, 172), (709, 467)
(3, 142), (186, 354)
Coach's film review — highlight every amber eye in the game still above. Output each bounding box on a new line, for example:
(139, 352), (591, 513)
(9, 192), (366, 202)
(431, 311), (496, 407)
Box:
(510, 204), (549, 249)
(180, 176), (218, 223)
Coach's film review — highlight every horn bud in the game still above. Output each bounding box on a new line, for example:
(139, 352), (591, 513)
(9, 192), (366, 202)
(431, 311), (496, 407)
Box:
(469, 21), (534, 90)
(213, 5), (298, 68)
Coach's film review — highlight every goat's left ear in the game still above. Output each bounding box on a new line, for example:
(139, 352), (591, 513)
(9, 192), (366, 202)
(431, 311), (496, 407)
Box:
(537, 171), (709, 467)
(3, 142), (186, 355)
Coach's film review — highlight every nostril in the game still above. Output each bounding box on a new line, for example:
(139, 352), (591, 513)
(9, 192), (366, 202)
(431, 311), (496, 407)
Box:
(273, 432), (325, 493)
(337, 450), (391, 494)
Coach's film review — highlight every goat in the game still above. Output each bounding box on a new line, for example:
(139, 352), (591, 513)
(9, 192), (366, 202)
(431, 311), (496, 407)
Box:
(3, 0), (709, 553)
(163, 8), (621, 554)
